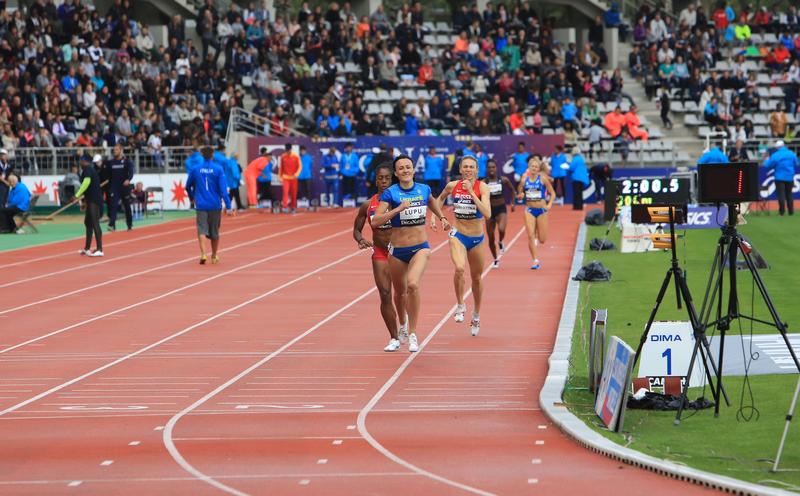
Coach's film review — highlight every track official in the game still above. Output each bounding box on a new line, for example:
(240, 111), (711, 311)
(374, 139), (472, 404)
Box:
(764, 140), (798, 216)
(106, 144), (135, 231)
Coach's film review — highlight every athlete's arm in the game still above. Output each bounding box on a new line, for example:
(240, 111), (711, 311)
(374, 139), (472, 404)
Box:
(73, 177), (91, 200)
(353, 202), (373, 249)
(428, 193), (450, 232)
(516, 173), (527, 199)
(371, 200), (408, 228)
(543, 176), (556, 210)
(475, 182), (492, 218)
(431, 181), (455, 230)
(501, 176), (516, 209)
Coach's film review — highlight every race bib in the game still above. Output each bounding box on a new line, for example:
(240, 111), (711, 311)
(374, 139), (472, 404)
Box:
(454, 201), (477, 218)
(488, 182), (503, 195)
(526, 189), (543, 201)
(399, 205), (427, 226)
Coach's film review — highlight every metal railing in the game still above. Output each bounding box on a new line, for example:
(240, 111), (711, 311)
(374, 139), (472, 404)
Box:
(9, 146), (197, 176)
(224, 107), (307, 146)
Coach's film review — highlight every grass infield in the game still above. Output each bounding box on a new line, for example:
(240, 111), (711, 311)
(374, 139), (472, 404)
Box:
(566, 212), (800, 491)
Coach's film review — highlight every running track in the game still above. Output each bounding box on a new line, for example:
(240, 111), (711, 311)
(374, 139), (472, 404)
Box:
(0, 209), (717, 495)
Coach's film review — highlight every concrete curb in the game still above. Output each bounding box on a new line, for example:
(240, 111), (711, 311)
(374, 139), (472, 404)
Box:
(539, 222), (797, 496)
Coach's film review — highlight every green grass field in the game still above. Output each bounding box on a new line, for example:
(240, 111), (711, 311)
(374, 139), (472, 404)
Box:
(566, 213), (800, 491)
(0, 211), (193, 252)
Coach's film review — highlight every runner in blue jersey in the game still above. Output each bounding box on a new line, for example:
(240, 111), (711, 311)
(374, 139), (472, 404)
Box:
(516, 156), (555, 270)
(371, 155), (450, 352)
(434, 155), (491, 336)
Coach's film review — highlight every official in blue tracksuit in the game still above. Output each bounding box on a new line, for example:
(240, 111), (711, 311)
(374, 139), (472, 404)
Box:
(697, 146), (729, 165)
(567, 150), (589, 210)
(217, 149), (242, 210)
(106, 143), (135, 231)
(298, 145), (313, 202)
(475, 146), (489, 179)
(764, 140), (798, 215)
(512, 142), (530, 182)
(550, 144), (568, 201)
(423, 146), (446, 197)
(322, 147), (340, 207)
(340, 143), (360, 201)
(186, 146), (234, 265)
(185, 148), (204, 173)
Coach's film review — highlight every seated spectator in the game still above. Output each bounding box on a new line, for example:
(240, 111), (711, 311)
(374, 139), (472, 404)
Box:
(0, 174), (30, 234)
(623, 105), (649, 141)
(603, 106), (626, 138)
(770, 105), (789, 137)
(560, 97), (580, 130)
(629, 45), (644, 78)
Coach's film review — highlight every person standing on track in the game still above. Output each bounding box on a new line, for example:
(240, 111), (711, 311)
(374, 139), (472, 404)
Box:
(423, 146), (445, 197)
(106, 143), (135, 231)
(353, 163), (409, 352)
(484, 159), (515, 268)
(340, 143), (360, 202)
(517, 156), (555, 270)
(298, 145), (313, 205)
(74, 155), (104, 256)
(566, 148), (589, 211)
(322, 147), (340, 207)
(371, 155), (450, 353)
(279, 143), (301, 213)
(186, 146), (235, 264)
(435, 156), (491, 336)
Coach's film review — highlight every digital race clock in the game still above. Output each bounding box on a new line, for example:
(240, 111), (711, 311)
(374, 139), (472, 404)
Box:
(604, 177), (692, 220)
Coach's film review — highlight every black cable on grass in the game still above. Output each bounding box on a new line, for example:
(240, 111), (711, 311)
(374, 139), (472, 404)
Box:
(736, 276), (760, 422)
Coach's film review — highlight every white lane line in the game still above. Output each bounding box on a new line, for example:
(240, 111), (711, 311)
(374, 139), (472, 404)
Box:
(332, 440), (343, 445)
(2, 472), (416, 485)
(0, 232), (359, 418)
(528, 478), (539, 484)
(128, 441), (140, 446)
(154, 426), (165, 431)
(356, 226), (525, 496)
(0, 228), (349, 357)
(0, 223), (317, 315)
(0, 218), (271, 288)
(100, 460), (114, 466)
(67, 480), (82, 487)
(531, 459), (541, 465)
(298, 480), (310, 486)
(535, 440), (544, 446)
(161, 239), (450, 496)
(317, 459), (328, 465)
(346, 425), (356, 430)
(537, 425), (547, 430)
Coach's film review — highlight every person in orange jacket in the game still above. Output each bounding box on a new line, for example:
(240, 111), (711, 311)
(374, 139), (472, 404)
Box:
(279, 143), (301, 213)
(245, 148), (272, 207)
(603, 106), (626, 137)
(624, 104), (649, 141)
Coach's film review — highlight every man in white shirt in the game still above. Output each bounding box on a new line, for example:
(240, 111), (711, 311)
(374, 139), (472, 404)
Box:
(678, 3), (697, 28)
(649, 12), (668, 42)
(147, 130), (164, 167)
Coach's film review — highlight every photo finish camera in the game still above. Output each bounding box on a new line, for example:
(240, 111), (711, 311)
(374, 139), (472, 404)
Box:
(697, 162), (760, 204)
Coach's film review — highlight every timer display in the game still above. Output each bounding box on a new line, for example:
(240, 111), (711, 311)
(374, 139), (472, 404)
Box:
(604, 177), (692, 220)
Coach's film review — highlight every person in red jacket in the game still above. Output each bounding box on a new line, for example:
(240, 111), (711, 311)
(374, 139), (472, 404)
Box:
(279, 143), (301, 213)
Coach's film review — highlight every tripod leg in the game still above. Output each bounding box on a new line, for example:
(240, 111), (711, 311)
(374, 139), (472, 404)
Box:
(698, 243), (723, 327)
(633, 269), (674, 369)
(773, 375), (800, 472)
(675, 337), (704, 425)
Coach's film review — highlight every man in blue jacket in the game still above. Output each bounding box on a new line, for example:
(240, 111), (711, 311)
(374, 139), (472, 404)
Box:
(185, 147), (204, 173)
(567, 148), (590, 210)
(550, 144), (568, 204)
(0, 173), (30, 233)
(423, 146), (446, 196)
(340, 143), (360, 202)
(322, 147), (340, 207)
(214, 146), (242, 211)
(764, 140), (798, 215)
(697, 146), (729, 165)
(511, 142), (530, 182)
(298, 145), (313, 203)
(186, 147), (234, 264)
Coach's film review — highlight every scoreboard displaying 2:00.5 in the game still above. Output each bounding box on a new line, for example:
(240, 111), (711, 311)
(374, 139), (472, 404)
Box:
(604, 177), (692, 220)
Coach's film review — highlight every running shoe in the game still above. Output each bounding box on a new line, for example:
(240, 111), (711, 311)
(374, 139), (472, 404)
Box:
(79, 249), (89, 255)
(470, 315), (480, 336)
(408, 333), (419, 352)
(88, 250), (104, 257)
(454, 303), (466, 323)
(199, 254), (207, 265)
(499, 241), (505, 253)
(211, 255), (220, 265)
(492, 259), (500, 269)
(384, 338), (401, 352)
(107, 225), (115, 232)
(531, 260), (541, 270)
(398, 317), (409, 344)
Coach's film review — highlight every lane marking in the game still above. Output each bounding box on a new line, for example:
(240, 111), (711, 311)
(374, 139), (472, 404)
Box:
(356, 226), (525, 496)
(531, 459), (541, 465)
(67, 481), (82, 487)
(233, 404), (324, 410)
(528, 479), (539, 484)
(298, 480), (310, 486)
(100, 460), (114, 466)
(0, 228), (350, 357)
(0, 223), (317, 315)
(537, 425), (547, 430)
(535, 440), (545, 446)
(128, 441), (140, 446)
(333, 440), (343, 445)
(346, 425), (356, 430)
(154, 426), (164, 431)
(317, 459), (328, 465)
(161, 238), (450, 496)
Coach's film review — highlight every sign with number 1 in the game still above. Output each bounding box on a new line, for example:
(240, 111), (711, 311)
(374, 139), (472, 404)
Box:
(638, 321), (705, 386)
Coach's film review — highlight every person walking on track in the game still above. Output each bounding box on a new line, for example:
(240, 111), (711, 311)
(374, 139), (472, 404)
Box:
(74, 155), (105, 256)
(763, 140), (798, 216)
(484, 159), (515, 268)
(517, 156), (555, 270)
(353, 163), (408, 352)
(186, 146), (235, 264)
(106, 143), (135, 231)
(279, 143), (301, 213)
(435, 156), (491, 336)
(371, 155), (450, 352)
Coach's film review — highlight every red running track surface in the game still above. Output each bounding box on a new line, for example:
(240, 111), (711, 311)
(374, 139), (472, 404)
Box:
(0, 208), (719, 495)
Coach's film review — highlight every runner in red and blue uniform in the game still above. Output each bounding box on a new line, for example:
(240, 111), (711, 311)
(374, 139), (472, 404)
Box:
(435, 155), (491, 336)
(516, 156), (555, 270)
(353, 164), (408, 352)
(371, 155), (450, 353)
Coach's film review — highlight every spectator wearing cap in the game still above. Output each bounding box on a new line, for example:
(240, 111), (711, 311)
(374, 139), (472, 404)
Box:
(0, 174), (29, 234)
(764, 140), (798, 216)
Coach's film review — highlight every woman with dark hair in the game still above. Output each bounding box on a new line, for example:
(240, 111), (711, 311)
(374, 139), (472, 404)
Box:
(371, 155), (450, 352)
(483, 159), (515, 268)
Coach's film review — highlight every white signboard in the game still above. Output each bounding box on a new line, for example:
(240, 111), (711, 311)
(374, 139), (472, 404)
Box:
(638, 321), (705, 386)
(595, 336), (635, 432)
(620, 225), (659, 253)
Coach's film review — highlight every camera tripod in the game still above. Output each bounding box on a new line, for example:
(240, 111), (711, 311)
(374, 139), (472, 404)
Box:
(675, 204), (800, 429)
(631, 207), (727, 408)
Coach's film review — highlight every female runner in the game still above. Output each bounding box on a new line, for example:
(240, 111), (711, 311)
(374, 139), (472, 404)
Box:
(517, 155), (555, 270)
(353, 164), (407, 352)
(434, 156), (491, 336)
(483, 159), (515, 269)
(371, 155), (450, 352)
